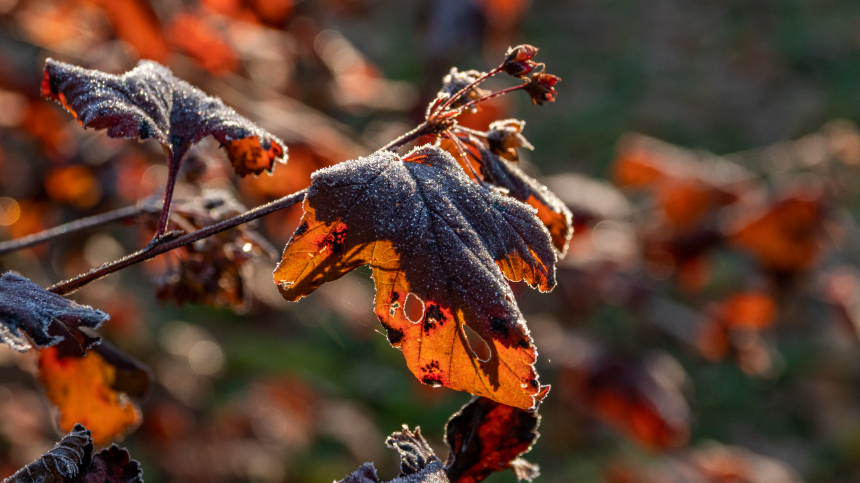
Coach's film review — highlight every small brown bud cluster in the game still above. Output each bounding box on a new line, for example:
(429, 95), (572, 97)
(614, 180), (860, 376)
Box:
(487, 119), (534, 161)
(524, 73), (561, 105)
(502, 45), (540, 77)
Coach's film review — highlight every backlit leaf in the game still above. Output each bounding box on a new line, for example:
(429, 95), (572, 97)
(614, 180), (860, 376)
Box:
(42, 59), (286, 177)
(274, 145), (553, 410)
(39, 341), (149, 444)
(444, 396), (540, 483)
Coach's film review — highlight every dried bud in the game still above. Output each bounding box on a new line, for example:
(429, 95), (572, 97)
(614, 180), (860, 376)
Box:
(502, 44), (540, 77)
(487, 119), (534, 161)
(439, 68), (490, 112)
(524, 72), (560, 105)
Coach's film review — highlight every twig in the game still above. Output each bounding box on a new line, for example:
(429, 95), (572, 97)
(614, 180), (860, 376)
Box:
(382, 122), (434, 153)
(0, 204), (153, 256)
(49, 188), (308, 295)
(455, 83), (527, 114)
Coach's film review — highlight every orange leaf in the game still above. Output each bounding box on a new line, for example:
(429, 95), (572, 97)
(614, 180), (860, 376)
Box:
(39, 346), (143, 444)
(274, 146), (554, 409)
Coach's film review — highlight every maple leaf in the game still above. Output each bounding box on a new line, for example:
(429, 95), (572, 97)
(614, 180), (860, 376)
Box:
(479, 149), (573, 254)
(443, 396), (540, 483)
(0, 271), (107, 353)
(39, 340), (150, 444)
(4, 423), (144, 483)
(41, 59), (286, 177)
(274, 145), (554, 410)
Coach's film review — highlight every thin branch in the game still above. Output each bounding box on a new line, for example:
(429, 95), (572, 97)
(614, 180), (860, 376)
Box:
(455, 82), (527, 114)
(382, 121), (433, 153)
(0, 204), (153, 256)
(49, 188), (308, 295)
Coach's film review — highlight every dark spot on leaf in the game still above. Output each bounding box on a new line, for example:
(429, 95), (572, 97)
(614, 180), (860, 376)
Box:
(386, 327), (404, 345)
(490, 317), (510, 337)
(294, 221), (309, 237)
(324, 224), (348, 254)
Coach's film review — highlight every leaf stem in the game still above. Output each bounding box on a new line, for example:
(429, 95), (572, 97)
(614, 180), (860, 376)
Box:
(0, 204), (154, 257)
(48, 188), (308, 295)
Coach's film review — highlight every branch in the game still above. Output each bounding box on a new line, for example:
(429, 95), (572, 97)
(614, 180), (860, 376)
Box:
(0, 205), (154, 257)
(49, 188), (308, 295)
(382, 121), (434, 153)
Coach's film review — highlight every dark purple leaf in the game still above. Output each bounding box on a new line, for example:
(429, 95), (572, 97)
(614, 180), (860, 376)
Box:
(0, 271), (107, 353)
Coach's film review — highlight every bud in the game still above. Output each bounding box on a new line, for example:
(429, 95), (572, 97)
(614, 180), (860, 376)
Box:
(502, 44), (540, 77)
(487, 119), (534, 162)
(524, 73), (560, 105)
(438, 68), (490, 112)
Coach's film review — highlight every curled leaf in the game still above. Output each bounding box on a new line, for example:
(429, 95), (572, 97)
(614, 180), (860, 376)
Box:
(444, 396), (540, 483)
(0, 271), (107, 353)
(339, 427), (449, 483)
(486, 119), (533, 162)
(274, 145), (553, 409)
(42, 59), (286, 176)
(4, 423), (92, 483)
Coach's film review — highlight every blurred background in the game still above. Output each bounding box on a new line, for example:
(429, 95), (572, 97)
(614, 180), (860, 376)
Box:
(1, 0), (860, 482)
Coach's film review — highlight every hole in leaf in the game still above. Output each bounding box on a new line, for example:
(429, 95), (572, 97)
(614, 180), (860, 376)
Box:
(464, 325), (492, 362)
(404, 293), (425, 324)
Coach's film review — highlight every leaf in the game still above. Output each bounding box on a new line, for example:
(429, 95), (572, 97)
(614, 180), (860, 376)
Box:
(41, 59), (286, 177)
(5, 423), (145, 483)
(4, 423), (92, 483)
(0, 271), (107, 353)
(151, 190), (266, 309)
(561, 353), (690, 449)
(479, 148), (573, 253)
(338, 426), (449, 483)
(39, 340), (149, 444)
(274, 145), (553, 409)
(443, 396), (540, 483)
(728, 194), (823, 272)
(67, 445), (144, 483)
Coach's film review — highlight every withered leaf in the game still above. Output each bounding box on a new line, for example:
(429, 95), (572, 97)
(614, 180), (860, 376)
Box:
(67, 445), (144, 483)
(42, 59), (286, 176)
(275, 145), (554, 410)
(0, 271), (107, 353)
(39, 340), (150, 444)
(4, 423), (92, 483)
(152, 190), (265, 309)
(338, 427), (449, 483)
(479, 149), (573, 254)
(444, 396), (540, 483)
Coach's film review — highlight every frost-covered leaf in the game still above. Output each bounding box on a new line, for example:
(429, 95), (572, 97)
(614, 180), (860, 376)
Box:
(479, 149), (572, 254)
(274, 145), (553, 410)
(42, 59), (286, 176)
(68, 445), (144, 483)
(4, 423), (92, 483)
(0, 271), (107, 353)
(39, 341), (149, 444)
(338, 427), (449, 483)
(444, 397), (540, 483)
